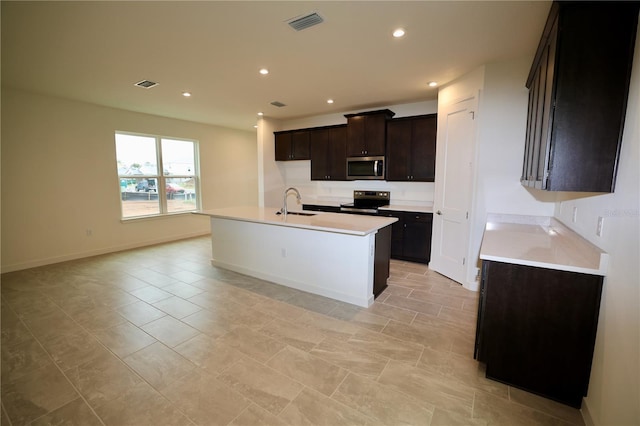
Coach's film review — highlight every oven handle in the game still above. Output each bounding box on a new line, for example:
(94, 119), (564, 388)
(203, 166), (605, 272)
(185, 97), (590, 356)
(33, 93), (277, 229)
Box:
(340, 207), (379, 214)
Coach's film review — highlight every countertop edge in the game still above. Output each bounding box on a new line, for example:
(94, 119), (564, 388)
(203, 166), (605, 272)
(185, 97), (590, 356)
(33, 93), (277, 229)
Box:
(478, 254), (607, 276)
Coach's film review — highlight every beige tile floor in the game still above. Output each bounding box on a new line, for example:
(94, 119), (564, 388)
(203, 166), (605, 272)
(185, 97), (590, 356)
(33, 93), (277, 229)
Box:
(1, 236), (585, 426)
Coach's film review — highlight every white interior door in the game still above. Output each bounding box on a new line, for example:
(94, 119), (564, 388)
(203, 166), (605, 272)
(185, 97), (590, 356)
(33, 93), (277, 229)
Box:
(430, 96), (477, 285)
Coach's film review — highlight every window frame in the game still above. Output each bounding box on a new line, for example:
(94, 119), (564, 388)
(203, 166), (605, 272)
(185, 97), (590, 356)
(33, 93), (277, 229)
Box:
(115, 131), (201, 220)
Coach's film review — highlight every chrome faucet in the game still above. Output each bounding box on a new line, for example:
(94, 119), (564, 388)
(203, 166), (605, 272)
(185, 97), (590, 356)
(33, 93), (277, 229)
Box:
(281, 187), (301, 215)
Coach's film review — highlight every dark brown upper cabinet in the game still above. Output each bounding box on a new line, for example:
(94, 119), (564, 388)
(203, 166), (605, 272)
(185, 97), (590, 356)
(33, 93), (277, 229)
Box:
(387, 114), (437, 181)
(522, 1), (639, 192)
(310, 125), (348, 180)
(275, 130), (310, 161)
(345, 109), (395, 157)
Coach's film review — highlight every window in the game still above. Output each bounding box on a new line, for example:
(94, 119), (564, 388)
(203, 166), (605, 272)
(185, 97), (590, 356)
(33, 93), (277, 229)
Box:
(115, 132), (200, 219)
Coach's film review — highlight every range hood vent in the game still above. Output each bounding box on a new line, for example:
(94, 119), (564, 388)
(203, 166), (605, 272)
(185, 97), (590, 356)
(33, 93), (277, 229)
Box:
(134, 80), (158, 89)
(270, 101), (287, 108)
(286, 12), (324, 31)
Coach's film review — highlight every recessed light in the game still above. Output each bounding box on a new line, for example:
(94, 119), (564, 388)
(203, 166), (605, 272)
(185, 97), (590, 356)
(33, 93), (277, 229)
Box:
(182, 91), (192, 97)
(393, 28), (405, 38)
(428, 81), (438, 87)
(259, 68), (269, 75)
(254, 125), (258, 128)
(257, 112), (264, 116)
(327, 99), (334, 104)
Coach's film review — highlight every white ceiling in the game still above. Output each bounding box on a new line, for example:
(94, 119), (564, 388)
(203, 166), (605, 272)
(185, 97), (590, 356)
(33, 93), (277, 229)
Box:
(2, 1), (551, 131)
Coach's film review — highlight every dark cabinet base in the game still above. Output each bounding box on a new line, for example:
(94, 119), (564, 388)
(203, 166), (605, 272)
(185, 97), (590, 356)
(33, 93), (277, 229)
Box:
(475, 261), (603, 408)
(379, 210), (432, 264)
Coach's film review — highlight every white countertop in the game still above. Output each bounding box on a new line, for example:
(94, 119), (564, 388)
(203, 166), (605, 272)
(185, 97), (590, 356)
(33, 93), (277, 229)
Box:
(196, 206), (397, 236)
(479, 214), (608, 276)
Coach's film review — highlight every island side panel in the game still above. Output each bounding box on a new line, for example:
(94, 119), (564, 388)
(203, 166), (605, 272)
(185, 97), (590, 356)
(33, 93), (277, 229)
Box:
(373, 225), (392, 297)
(209, 217), (376, 307)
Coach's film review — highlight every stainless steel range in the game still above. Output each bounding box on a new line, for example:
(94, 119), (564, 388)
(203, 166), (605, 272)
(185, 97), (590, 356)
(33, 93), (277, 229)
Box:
(340, 190), (390, 215)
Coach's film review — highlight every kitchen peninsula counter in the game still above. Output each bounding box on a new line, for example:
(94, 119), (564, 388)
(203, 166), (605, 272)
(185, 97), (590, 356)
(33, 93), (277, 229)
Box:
(196, 207), (397, 307)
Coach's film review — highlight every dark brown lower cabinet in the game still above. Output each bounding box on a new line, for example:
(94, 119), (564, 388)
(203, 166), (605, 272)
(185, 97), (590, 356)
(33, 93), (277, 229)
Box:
(475, 260), (603, 408)
(380, 211), (432, 264)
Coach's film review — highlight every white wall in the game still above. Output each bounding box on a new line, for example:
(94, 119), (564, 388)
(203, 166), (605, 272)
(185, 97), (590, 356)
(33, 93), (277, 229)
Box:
(552, 22), (640, 426)
(270, 100), (439, 207)
(436, 61), (556, 289)
(256, 116), (285, 208)
(1, 88), (258, 272)
(470, 58), (556, 284)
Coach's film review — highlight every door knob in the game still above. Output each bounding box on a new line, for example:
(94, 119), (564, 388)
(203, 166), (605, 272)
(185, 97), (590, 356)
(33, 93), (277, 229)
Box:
(436, 210), (442, 215)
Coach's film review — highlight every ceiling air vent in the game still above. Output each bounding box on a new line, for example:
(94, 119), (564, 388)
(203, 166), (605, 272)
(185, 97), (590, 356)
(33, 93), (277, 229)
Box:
(134, 80), (159, 89)
(270, 101), (287, 108)
(286, 12), (324, 31)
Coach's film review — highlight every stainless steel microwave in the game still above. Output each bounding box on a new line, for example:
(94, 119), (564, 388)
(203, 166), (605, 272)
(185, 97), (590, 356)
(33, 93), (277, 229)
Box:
(346, 156), (385, 180)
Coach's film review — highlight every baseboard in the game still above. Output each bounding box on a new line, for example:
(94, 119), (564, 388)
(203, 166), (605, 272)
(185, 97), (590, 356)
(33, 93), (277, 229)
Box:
(463, 279), (480, 292)
(581, 398), (596, 426)
(1, 231), (211, 273)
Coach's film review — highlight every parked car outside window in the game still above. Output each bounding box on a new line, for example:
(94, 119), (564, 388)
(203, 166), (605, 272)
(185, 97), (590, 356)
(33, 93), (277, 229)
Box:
(166, 183), (185, 194)
(135, 179), (157, 192)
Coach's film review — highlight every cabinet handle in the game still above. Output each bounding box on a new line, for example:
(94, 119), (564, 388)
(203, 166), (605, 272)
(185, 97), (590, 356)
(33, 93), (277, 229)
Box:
(436, 210), (442, 215)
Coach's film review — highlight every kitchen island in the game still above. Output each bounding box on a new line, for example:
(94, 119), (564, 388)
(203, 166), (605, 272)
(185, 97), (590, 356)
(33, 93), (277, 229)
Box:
(196, 207), (397, 307)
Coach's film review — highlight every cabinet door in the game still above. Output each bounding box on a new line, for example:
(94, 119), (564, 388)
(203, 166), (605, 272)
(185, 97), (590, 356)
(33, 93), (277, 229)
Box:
(533, 31), (555, 189)
(528, 53), (547, 187)
(474, 262), (489, 362)
(364, 114), (387, 156)
(346, 115), (366, 156)
(403, 213), (432, 263)
(275, 133), (293, 161)
(310, 129), (329, 180)
(291, 131), (310, 160)
(481, 261), (603, 407)
(522, 16), (554, 188)
(411, 115), (437, 181)
(536, 21), (556, 189)
(522, 81), (536, 184)
(380, 211), (404, 259)
(386, 120), (411, 181)
(327, 126), (347, 180)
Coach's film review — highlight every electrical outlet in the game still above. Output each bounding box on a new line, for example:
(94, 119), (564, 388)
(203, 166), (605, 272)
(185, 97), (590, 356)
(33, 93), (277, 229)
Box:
(85, 229), (93, 237)
(596, 217), (604, 237)
(281, 248), (287, 258)
(572, 207), (578, 223)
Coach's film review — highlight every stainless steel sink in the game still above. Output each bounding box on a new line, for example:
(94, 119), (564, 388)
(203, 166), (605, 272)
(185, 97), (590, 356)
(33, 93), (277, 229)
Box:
(275, 211), (316, 216)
